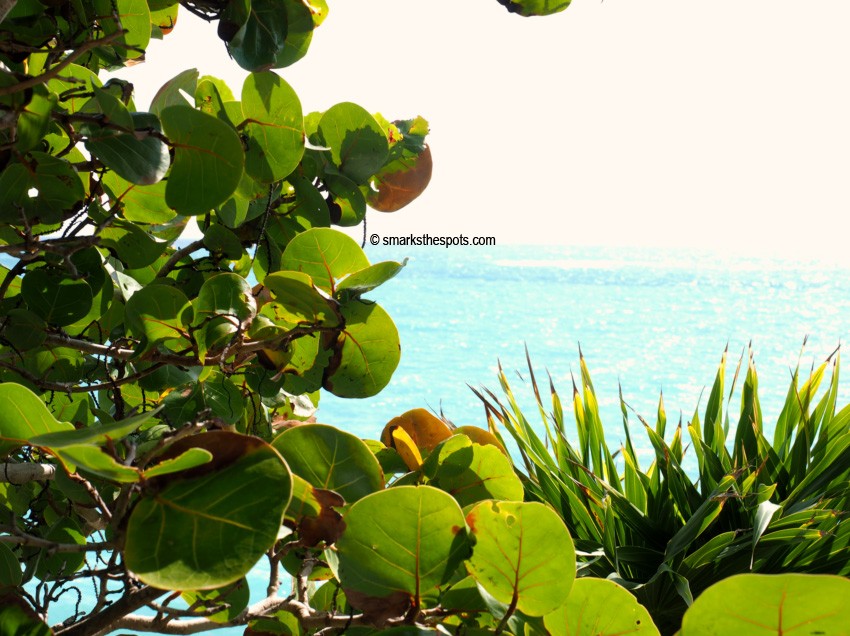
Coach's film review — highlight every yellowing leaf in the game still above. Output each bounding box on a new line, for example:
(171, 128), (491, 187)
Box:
(392, 426), (423, 471)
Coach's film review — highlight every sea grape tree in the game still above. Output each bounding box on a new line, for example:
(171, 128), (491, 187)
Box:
(0, 0), (437, 632)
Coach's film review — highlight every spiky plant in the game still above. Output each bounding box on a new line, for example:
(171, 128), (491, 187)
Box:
(473, 345), (850, 635)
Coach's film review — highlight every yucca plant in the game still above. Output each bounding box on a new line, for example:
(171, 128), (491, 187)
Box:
(473, 344), (850, 635)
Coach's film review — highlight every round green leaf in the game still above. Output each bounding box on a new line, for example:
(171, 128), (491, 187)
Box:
(65, 247), (114, 334)
(160, 105), (245, 214)
(21, 268), (92, 327)
(336, 486), (469, 603)
(324, 300), (400, 398)
(466, 500), (576, 617)
(193, 273), (256, 359)
(262, 271), (337, 328)
(423, 436), (524, 508)
(0, 308), (46, 351)
(47, 63), (102, 114)
(102, 173), (175, 224)
(86, 113), (170, 185)
(241, 71), (304, 183)
(125, 284), (192, 353)
(0, 542), (22, 586)
(194, 272), (257, 323)
(679, 573), (850, 636)
(203, 223), (244, 260)
(280, 228), (369, 293)
(318, 103), (389, 184)
(544, 578), (659, 636)
(497, 0), (571, 17)
(101, 0), (151, 60)
(0, 153), (85, 226)
(100, 219), (168, 268)
(125, 432), (292, 590)
(272, 424), (384, 502)
(227, 0), (286, 71)
(275, 0), (316, 67)
(150, 68), (198, 117)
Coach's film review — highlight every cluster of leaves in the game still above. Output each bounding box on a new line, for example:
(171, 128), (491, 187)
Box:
(475, 345), (850, 634)
(4, 396), (849, 636)
(0, 0), (438, 632)
(0, 0), (437, 425)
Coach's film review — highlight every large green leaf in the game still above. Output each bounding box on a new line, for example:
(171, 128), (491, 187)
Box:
(272, 424), (383, 502)
(125, 284), (192, 354)
(422, 436), (523, 507)
(544, 578), (659, 636)
(96, 0), (151, 60)
(21, 267), (92, 327)
(466, 500), (576, 617)
(241, 72), (304, 183)
(150, 68), (198, 116)
(336, 486), (469, 603)
(0, 383), (74, 458)
(87, 112), (170, 185)
(100, 219), (168, 269)
(0, 153), (85, 226)
(160, 105), (245, 214)
(318, 103), (388, 184)
(262, 271), (337, 329)
(679, 574), (850, 635)
(227, 0), (315, 71)
(102, 173), (174, 224)
(193, 273), (257, 359)
(324, 300), (400, 398)
(125, 432), (292, 590)
(47, 63), (102, 114)
(280, 228), (369, 293)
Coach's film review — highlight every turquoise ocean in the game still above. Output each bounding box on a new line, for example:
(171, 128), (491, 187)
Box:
(40, 244), (850, 631)
(322, 244), (850, 442)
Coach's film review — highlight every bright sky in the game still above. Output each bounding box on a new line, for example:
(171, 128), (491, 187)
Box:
(117, 0), (850, 260)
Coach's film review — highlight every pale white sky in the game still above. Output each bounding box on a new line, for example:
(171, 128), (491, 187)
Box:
(116, 0), (850, 260)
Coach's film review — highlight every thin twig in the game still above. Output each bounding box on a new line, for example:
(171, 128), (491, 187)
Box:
(0, 30), (125, 97)
(157, 239), (206, 278)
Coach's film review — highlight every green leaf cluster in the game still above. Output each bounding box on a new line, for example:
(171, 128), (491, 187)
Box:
(475, 345), (850, 634)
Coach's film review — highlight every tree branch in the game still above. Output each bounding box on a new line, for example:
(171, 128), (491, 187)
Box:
(156, 239), (206, 278)
(0, 30), (125, 98)
(110, 596), (372, 634)
(0, 462), (55, 483)
(0, 0), (18, 24)
(0, 527), (111, 553)
(55, 585), (165, 636)
(0, 358), (165, 393)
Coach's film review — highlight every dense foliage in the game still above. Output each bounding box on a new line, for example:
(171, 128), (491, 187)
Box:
(475, 346), (850, 633)
(1, 0), (847, 635)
